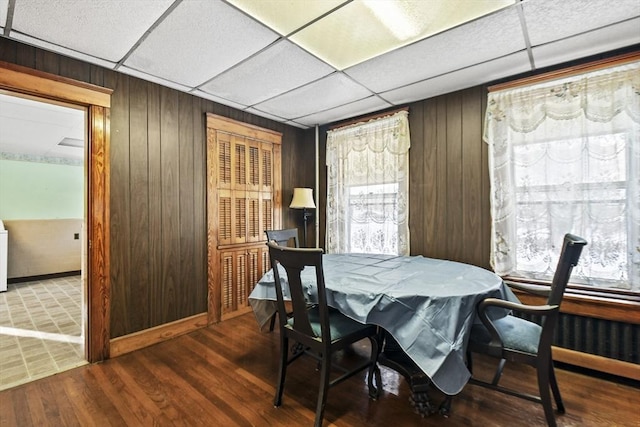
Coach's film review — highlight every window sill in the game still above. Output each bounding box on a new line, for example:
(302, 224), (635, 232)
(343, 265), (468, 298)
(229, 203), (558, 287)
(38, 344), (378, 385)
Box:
(503, 276), (640, 325)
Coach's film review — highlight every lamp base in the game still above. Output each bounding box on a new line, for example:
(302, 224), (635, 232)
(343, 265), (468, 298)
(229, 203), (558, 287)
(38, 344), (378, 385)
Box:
(302, 209), (313, 247)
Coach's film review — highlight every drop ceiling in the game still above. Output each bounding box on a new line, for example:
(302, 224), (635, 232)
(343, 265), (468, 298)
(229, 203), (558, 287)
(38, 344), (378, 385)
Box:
(0, 0), (639, 142)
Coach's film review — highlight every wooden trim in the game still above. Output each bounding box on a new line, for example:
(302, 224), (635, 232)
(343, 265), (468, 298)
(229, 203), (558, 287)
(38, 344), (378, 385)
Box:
(0, 60), (112, 107)
(510, 287), (640, 325)
(206, 129), (221, 325)
(488, 51), (640, 92)
(206, 113), (282, 144)
(0, 62), (112, 363)
(109, 313), (208, 358)
(221, 306), (254, 321)
(553, 347), (640, 381)
(329, 106), (409, 130)
(87, 105), (111, 362)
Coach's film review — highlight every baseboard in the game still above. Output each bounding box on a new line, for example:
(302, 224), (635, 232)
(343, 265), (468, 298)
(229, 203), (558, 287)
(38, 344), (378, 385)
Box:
(553, 346), (640, 381)
(8, 270), (81, 284)
(109, 313), (208, 358)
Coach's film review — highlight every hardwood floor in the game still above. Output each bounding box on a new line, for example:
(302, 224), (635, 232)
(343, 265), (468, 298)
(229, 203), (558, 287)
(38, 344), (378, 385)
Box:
(1, 313), (638, 427)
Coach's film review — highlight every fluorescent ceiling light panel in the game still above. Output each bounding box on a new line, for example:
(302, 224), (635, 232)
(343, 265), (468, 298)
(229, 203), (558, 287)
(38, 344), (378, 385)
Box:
(10, 0), (173, 62)
(227, 0), (347, 35)
(290, 0), (515, 69)
(345, 5), (524, 93)
(58, 138), (84, 148)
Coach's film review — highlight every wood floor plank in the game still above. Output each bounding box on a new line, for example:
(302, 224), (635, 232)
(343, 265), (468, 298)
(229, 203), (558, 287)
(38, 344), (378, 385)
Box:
(137, 348), (244, 427)
(1, 313), (638, 427)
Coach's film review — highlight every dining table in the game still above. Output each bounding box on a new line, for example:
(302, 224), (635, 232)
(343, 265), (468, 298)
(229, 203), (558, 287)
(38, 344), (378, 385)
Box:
(248, 253), (515, 416)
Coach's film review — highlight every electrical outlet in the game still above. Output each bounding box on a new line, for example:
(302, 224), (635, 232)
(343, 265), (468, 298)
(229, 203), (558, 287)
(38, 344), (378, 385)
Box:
(74, 233), (79, 240)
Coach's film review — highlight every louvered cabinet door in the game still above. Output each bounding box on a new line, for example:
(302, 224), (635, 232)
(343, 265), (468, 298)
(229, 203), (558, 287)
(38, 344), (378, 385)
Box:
(207, 114), (282, 323)
(219, 249), (249, 315)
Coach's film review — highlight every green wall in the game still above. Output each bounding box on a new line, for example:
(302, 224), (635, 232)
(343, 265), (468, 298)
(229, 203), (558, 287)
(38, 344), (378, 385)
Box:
(0, 158), (84, 219)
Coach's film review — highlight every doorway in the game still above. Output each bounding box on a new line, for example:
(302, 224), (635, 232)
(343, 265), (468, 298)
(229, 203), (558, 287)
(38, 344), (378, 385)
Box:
(0, 61), (111, 373)
(0, 92), (87, 389)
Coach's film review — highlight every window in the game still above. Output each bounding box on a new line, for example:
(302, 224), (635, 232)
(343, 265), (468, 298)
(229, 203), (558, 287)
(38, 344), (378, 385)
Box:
(347, 183), (400, 254)
(485, 60), (640, 292)
(326, 111), (410, 255)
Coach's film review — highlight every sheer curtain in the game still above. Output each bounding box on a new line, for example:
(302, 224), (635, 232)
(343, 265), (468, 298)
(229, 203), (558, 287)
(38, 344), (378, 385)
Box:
(326, 111), (410, 255)
(485, 61), (640, 291)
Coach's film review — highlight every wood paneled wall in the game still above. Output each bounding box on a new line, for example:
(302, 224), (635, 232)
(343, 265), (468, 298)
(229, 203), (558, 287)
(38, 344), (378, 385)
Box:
(406, 86), (491, 269)
(0, 37), (308, 338)
(314, 86), (491, 269)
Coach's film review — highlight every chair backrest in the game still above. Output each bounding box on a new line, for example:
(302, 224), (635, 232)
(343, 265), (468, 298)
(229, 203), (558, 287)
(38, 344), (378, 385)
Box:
(547, 233), (588, 307)
(267, 241), (329, 342)
(537, 233), (587, 351)
(265, 228), (300, 248)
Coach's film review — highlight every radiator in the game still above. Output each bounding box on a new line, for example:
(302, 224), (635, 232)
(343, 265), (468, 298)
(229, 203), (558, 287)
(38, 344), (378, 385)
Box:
(555, 313), (639, 364)
(518, 312), (639, 364)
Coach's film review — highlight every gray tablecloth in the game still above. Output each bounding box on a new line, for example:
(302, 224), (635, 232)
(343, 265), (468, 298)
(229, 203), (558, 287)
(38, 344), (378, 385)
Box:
(249, 253), (514, 395)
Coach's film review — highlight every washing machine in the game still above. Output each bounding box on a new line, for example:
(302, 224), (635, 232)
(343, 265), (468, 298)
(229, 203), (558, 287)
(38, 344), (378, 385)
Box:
(0, 220), (7, 292)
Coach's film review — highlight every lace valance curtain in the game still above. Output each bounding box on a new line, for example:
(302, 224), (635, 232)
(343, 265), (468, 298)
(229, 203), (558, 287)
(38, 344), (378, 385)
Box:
(485, 61), (640, 291)
(326, 111), (410, 255)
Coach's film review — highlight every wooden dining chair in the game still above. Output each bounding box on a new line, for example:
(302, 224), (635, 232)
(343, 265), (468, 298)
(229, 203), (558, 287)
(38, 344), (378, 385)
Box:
(265, 228), (300, 331)
(267, 241), (381, 427)
(466, 233), (587, 427)
(265, 228), (299, 248)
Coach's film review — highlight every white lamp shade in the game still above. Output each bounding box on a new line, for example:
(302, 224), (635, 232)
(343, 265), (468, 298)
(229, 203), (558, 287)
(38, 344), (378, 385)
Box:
(289, 187), (316, 209)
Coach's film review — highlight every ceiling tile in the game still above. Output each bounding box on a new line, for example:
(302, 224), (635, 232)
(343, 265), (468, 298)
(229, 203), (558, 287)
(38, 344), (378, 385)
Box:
(0, 94), (84, 160)
(124, 0), (280, 87)
(284, 120), (310, 129)
(8, 33), (117, 69)
(344, 4), (525, 93)
(532, 18), (640, 69)
(290, 0), (514, 70)
(191, 90), (249, 111)
(252, 73), (373, 119)
(118, 66), (193, 92)
(0, 0), (8, 30)
(199, 40), (335, 106)
(294, 96), (392, 127)
(244, 107), (288, 123)
(10, 0), (173, 62)
(227, 0), (347, 35)
(381, 51), (531, 104)
(523, 0), (640, 46)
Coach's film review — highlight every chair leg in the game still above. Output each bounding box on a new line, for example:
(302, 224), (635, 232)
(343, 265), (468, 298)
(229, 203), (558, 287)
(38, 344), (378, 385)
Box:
(268, 312), (277, 332)
(367, 335), (381, 399)
(274, 335), (288, 407)
(548, 356), (565, 413)
(314, 354), (332, 427)
(466, 351), (473, 373)
(491, 359), (506, 386)
(537, 358), (557, 427)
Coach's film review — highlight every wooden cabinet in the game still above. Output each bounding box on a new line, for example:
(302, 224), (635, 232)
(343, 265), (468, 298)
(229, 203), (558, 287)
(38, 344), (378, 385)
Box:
(206, 114), (281, 322)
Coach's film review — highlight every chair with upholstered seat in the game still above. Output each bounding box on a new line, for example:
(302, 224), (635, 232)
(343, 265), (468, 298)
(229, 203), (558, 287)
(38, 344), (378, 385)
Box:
(267, 241), (381, 427)
(265, 228), (300, 331)
(467, 233), (587, 427)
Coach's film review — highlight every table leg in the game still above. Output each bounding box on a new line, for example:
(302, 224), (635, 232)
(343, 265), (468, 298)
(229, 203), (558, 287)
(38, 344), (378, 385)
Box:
(377, 331), (451, 417)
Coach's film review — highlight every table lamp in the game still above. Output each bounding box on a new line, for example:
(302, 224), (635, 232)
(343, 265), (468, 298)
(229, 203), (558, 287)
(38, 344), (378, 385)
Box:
(289, 187), (316, 247)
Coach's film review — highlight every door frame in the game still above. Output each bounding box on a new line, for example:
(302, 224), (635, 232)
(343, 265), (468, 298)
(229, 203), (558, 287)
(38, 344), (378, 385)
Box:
(0, 61), (112, 362)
